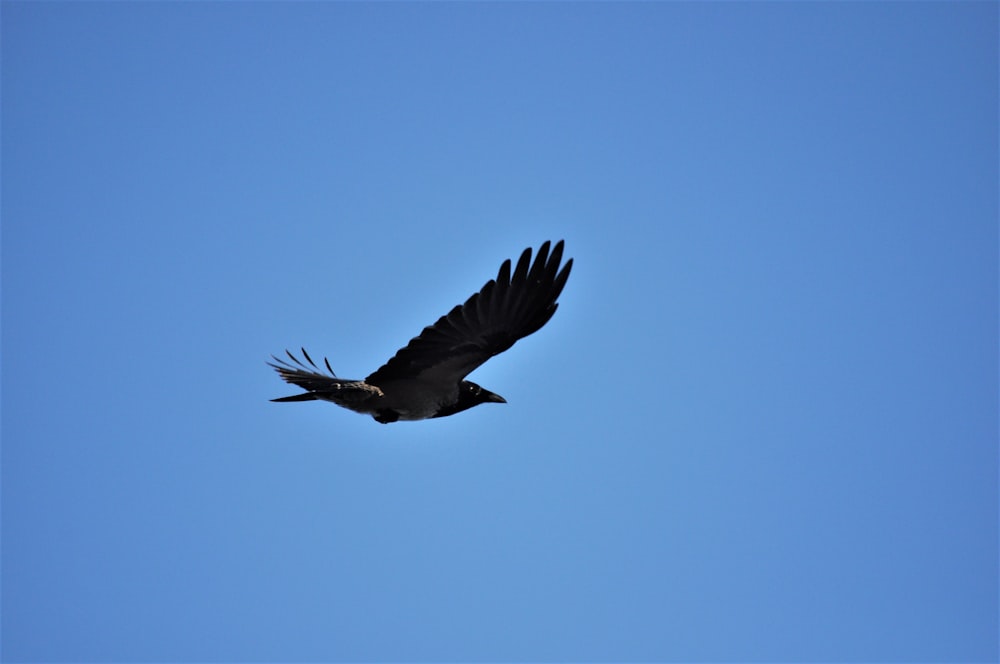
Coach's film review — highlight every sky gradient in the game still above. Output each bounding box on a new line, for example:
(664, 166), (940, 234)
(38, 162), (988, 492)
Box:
(3, 2), (997, 661)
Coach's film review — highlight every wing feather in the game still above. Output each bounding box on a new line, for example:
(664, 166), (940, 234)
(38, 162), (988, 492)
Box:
(269, 347), (346, 393)
(366, 241), (573, 386)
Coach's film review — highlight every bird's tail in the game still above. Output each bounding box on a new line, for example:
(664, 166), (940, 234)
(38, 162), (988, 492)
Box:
(270, 393), (319, 403)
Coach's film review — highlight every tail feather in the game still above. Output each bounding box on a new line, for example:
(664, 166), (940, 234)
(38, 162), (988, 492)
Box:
(270, 393), (319, 403)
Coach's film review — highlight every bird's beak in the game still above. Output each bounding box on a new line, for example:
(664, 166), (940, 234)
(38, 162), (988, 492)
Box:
(484, 390), (507, 404)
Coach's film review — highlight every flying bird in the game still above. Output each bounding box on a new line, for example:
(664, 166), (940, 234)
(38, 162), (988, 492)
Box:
(269, 240), (573, 423)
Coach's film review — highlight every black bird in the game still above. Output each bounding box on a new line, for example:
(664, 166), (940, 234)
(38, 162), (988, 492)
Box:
(269, 240), (573, 423)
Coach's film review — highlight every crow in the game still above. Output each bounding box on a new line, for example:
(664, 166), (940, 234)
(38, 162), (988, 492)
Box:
(268, 240), (573, 423)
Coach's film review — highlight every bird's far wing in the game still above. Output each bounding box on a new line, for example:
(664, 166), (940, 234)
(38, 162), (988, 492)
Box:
(366, 240), (573, 387)
(269, 348), (383, 407)
(268, 348), (352, 393)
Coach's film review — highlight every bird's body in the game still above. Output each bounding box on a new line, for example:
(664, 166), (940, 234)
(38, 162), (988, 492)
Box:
(269, 240), (573, 423)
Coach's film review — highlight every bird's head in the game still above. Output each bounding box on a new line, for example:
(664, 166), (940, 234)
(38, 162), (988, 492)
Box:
(465, 381), (507, 405)
(433, 380), (506, 419)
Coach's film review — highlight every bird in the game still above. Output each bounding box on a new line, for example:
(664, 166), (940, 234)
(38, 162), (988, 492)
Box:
(268, 240), (573, 423)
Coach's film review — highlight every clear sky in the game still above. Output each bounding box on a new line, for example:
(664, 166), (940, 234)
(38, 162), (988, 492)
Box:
(2, 2), (997, 661)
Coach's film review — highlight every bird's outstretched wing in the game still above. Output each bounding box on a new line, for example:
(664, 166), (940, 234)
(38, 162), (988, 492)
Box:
(366, 240), (573, 387)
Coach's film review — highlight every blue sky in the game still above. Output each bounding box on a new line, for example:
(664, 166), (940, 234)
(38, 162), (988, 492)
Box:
(2, 2), (997, 661)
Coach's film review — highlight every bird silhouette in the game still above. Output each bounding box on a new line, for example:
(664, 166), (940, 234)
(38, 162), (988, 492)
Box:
(269, 240), (573, 423)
